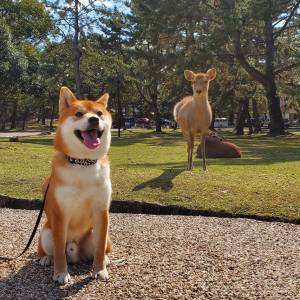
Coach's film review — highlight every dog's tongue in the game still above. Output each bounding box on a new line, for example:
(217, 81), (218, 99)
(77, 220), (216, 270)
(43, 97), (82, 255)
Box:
(81, 130), (100, 149)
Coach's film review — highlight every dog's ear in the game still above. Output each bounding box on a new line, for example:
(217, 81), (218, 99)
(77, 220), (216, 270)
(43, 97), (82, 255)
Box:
(59, 87), (77, 114)
(96, 93), (109, 108)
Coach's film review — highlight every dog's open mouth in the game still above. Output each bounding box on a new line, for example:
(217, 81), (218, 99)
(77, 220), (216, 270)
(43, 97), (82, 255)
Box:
(74, 129), (104, 149)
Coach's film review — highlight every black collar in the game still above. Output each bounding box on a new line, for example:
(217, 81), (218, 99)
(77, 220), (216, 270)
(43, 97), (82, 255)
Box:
(65, 155), (98, 166)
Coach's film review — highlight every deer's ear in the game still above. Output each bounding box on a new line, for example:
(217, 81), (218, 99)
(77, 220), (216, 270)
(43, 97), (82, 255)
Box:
(184, 70), (195, 81)
(96, 93), (109, 108)
(59, 87), (77, 114)
(206, 68), (217, 81)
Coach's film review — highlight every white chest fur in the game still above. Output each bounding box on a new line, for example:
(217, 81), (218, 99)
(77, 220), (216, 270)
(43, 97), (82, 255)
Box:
(55, 162), (112, 217)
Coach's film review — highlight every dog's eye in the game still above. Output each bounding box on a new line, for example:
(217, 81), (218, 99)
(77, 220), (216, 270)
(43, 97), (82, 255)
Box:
(75, 111), (84, 118)
(96, 111), (103, 117)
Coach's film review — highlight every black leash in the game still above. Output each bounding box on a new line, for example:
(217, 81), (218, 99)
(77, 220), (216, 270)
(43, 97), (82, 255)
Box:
(0, 182), (50, 262)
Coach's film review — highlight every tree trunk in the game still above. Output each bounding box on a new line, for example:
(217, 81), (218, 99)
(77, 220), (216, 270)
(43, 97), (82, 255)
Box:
(265, 84), (284, 135)
(1, 104), (6, 131)
(150, 76), (161, 133)
(73, 0), (82, 98)
(229, 95), (235, 126)
(252, 98), (261, 133)
(247, 112), (253, 135)
(117, 75), (122, 137)
(232, 16), (285, 136)
(22, 107), (28, 130)
(132, 103), (135, 118)
(235, 97), (249, 135)
(41, 106), (46, 125)
(49, 99), (55, 130)
(264, 17), (284, 135)
(152, 99), (161, 133)
(1, 119), (5, 131)
(10, 101), (18, 129)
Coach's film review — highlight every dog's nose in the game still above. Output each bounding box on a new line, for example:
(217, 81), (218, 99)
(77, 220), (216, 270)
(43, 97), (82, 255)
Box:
(196, 89), (202, 94)
(88, 117), (99, 126)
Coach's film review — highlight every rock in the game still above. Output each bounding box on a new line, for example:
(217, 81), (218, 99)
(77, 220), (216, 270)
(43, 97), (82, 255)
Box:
(196, 132), (241, 158)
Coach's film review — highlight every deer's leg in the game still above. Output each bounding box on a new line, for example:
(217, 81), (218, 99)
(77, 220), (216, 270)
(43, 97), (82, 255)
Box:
(201, 133), (207, 171)
(186, 134), (194, 171)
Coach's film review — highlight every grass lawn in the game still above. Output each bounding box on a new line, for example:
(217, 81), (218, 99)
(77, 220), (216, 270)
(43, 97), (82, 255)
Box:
(0, 129), (299, 221)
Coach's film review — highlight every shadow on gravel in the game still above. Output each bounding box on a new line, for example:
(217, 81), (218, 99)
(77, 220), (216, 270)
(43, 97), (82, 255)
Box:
(0, 258), (98, 300)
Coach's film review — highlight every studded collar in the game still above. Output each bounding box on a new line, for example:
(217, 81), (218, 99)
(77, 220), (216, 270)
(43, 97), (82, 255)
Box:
(65, 155), (98, 166)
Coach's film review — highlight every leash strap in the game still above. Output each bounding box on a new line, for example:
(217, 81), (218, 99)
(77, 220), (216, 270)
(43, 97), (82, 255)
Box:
(0, 182), (50, 262)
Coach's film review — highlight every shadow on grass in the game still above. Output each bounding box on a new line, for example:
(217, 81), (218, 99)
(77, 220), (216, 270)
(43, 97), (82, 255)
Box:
(0, 257), (98, 300)
(133, 167), (185, 192)
(21, 137), (54, 146)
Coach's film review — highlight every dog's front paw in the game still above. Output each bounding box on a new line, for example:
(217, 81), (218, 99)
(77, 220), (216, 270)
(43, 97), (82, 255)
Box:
(105, 255), (110, 266)
(92, 268), (109, 281)
(39, 256), (53, 266)
(53, 271), (71, 285)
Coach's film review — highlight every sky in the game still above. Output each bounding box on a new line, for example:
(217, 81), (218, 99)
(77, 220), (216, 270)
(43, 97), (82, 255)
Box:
(43, 0), (126, 39)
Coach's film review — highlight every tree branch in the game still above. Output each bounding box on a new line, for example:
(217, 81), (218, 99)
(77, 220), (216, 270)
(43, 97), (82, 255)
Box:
(133, 82), (151, 104)
(232, 31), (268, 87)
(275, 61), (300, 75)
(273, 1), (300, 39)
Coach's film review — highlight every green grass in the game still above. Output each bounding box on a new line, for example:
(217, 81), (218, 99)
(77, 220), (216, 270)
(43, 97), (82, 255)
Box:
(0, 129), (300, 221)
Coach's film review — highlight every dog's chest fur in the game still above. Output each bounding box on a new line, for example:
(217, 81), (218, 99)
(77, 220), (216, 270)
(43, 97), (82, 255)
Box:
(54, 161), (111, 238)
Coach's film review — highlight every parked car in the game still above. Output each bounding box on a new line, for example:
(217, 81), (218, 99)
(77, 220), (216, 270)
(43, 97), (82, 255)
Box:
(135, 117), (151, 128)
(160, 118), (174, 128)
(123, 117), (135, 129)
(214, 117), (228, 128)
(112, 116), (135, 129)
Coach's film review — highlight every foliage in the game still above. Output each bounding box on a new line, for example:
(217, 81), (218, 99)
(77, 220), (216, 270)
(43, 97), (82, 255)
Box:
(0, 0), (299, 134)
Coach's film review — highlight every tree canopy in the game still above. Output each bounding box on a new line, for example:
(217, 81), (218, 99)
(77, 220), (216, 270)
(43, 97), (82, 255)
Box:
(0, 0), (299, 134)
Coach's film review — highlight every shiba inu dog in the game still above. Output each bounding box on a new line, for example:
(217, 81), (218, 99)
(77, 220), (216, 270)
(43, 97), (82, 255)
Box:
(37, 87), (112, 284)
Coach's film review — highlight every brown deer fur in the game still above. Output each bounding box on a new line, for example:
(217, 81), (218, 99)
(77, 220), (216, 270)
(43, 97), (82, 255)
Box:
(196, 132), (242, 158)
(174, 68), (216, 170)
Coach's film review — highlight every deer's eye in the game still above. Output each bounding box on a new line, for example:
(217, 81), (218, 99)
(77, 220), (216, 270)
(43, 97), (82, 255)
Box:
(75, 111), (84, 118)
(96, 111), (103, 117)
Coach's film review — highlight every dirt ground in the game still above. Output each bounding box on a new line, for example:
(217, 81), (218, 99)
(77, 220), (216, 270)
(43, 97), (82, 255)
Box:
(0, 208), (299, 300)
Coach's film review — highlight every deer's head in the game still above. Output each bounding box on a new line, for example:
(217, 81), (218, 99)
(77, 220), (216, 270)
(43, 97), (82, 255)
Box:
(184, 68), (217, 96)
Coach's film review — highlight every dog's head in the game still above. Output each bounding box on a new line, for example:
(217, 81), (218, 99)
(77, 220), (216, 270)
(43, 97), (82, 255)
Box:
(55, 87), (112, 160)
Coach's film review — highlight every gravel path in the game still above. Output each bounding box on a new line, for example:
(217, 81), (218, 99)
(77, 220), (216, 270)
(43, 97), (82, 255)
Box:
(0, 208), (299, 300)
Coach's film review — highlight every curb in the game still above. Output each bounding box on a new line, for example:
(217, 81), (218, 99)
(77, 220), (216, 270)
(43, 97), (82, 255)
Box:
(0, 194), (299, 225)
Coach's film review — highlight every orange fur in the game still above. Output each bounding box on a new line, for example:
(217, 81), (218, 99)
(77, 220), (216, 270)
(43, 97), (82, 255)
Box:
(38, 87), (112, 284)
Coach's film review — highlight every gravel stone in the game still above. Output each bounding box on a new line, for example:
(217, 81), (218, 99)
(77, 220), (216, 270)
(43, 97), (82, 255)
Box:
(0, 208), (299, 300)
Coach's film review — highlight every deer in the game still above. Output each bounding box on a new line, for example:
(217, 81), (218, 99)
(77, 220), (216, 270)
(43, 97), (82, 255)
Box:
(173, 68), (217, 171)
